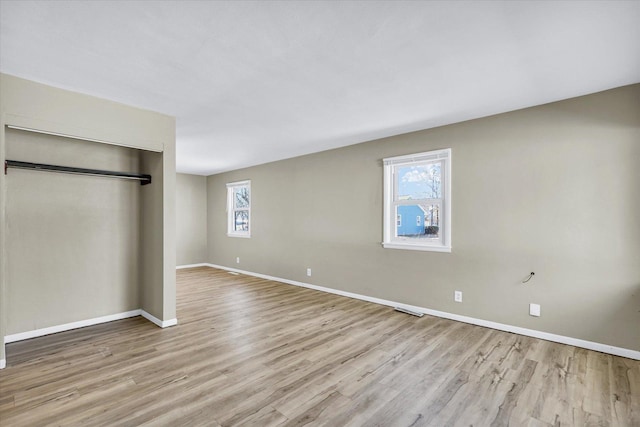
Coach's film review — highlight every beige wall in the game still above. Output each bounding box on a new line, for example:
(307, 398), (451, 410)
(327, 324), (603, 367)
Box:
(207, 84), (640, 352)
(139, 150), (165, 320)
(5, 129), (141, 333)
(176, 173), (207, 266)
(0, 73), (176, 364)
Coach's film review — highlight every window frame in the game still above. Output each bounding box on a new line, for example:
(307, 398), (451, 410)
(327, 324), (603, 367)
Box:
(226, 180), (251, 238)
(383, 148), (451, 252)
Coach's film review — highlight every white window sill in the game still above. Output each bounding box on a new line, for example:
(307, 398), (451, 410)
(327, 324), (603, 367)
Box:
(227, 233), (251, 238)
(382, 242), (451, 253)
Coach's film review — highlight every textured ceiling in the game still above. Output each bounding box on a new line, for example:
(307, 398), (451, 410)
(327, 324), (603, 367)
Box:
(1, 1), (639, 175)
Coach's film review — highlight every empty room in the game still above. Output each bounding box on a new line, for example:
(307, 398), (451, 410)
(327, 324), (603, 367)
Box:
(0, 1), (638, 426)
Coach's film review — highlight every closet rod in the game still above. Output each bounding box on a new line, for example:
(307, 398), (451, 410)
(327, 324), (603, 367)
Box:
(4, 160), (152, 185)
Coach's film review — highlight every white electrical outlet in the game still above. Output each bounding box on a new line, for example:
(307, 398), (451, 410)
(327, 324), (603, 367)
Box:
(236, 257), (240, 264)
(529, 303), (541, 317)
(454, 291), (462, 302)
(306, 268), (312, 277)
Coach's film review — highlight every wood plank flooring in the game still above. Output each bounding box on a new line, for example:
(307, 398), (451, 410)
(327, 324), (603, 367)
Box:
(1, 266), (638, 426)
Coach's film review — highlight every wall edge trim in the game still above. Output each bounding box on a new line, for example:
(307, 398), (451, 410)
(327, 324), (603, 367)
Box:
(3, 309), (142, 344)
(204, 263), (640, 361)
(2, 309), (178, 352)
(176, 263), (209, 270)
(141, 310), (178, 328)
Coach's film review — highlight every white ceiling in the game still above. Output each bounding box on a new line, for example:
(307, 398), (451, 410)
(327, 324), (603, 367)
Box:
(1, 1), (639, 175)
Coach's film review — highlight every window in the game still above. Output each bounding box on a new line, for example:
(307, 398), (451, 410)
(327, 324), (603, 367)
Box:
(227, 180), (251, 238)
(383, 148), (451, 252)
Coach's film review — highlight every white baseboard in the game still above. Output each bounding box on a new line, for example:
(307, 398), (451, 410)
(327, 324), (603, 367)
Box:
(204, 263), (640, 361)
(176, 263), (209, 270)
(141, 310), (178, 328)
(3, 309), (143, 344)
(0, 359), (5, 369)
(3, 309), (177, 348)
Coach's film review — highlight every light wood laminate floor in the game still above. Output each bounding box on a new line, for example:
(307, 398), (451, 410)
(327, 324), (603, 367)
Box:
(1, 267), (638, 426)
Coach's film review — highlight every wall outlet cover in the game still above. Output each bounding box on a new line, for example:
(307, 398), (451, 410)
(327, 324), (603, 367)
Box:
(454, 291), (462, 302)
(306, 268), (312, 277)
(529, 303), (541, 317)
(236, 257), (240, 264)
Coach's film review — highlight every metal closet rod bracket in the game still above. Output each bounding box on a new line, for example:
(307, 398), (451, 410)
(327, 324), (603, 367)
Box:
(4, 160), (152, 185)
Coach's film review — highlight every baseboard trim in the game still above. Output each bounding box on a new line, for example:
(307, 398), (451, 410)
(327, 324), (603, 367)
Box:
(0, 359), (5, 369)
(176, 263), (209, 270)
(4, 309), (143, 344)
(3, 309), (177, 349)
(204, 263), (640, 361)
(141, 310), (178, 328)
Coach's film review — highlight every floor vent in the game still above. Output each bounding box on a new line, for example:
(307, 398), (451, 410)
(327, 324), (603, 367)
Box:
(394, 307), (424, 317)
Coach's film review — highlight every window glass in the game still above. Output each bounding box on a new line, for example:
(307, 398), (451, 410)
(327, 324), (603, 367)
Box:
(396, 163), (441, 200)
(234, 187), (250, 209)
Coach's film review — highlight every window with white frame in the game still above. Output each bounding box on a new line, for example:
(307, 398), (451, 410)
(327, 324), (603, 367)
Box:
(227, 180), (251, 238)
(383, 148), (451, 252)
